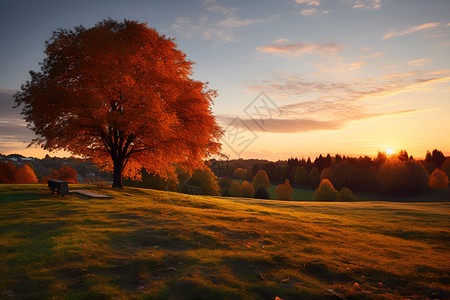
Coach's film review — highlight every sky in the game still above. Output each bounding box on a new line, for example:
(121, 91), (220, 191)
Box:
(0, 0), (449, 160)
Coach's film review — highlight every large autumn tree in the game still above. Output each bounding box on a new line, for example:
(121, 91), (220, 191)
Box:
(14, 19), (222, 187)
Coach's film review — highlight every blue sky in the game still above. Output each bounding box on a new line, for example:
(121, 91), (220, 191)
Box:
(0, 0), (449, 159)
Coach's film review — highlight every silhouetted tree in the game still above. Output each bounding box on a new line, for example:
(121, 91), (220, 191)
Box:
(308, 167), (320, 189)
(397, 150), (409, 161)
(441, 158), (450, 180)
(293, 166), (308, 186)
(320, 167), (331, 180)
(405, 161), (430, 193)
(426, 149), (446, 169)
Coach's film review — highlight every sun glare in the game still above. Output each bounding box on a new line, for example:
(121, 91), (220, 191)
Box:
(385, 148), (394, 155)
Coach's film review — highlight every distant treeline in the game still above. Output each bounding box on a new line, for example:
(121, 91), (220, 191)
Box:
(210, 149), (450, 196)
(0, 153), (111, 184)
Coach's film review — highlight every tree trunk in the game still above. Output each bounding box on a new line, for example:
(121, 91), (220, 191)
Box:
(112, 157), (123, 188)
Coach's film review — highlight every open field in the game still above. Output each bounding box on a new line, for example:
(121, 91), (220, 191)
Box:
(0, 184), (449, 299)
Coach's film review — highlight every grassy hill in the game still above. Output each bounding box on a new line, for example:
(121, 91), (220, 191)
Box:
(0, 184), (449, 299)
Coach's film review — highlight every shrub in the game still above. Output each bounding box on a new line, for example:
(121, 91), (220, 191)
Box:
(429, 169), (449, 189)
(254, 186), (270, 199)
(253, 169), (270, 190)
(308, 167), (320, 189)
(228, 180), (242, 197)
(276, 179), (293, 200)
(314, 179), (337, 201)
(240, 181), (255, 198)
(336, 188), (356, 201)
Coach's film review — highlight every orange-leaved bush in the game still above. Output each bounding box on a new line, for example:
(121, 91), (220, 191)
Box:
(15, 165), (38, 184)
(42, 165), (78, 184)
(228, 180), (242, 197)
(252, 169), (270, 191)
(14, 19), (222, 188)
(275, 179), (293, 200)
(240, 181), (255, 198)
(429, 169), (449, 189)
(314, 179), (337, 201)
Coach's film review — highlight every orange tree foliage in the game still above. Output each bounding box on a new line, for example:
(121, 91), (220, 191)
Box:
(14, 19), (222, 187)
(442, 158), (450, 179)
(0, 162), (38, 184)
(314, 179), (337, 201)
(42, 165), (79, 184)
(0, 161), (18, 183)
(429, 169), (449, 189)
(240, 181), (255, 198)
(252, 169), (270, 191)
(228, 180), (241, 197)
(57, 165), (79, 183)
(275, 179), (293, 201)
(15, 165), (38, 184)
(378, 159), (429, 195)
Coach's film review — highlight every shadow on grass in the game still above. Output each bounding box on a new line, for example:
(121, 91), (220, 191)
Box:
(108, 228), (229, 253)
(0, 192), (50, 203)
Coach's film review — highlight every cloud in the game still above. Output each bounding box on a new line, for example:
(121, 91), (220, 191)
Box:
(314, 61), (365, 73)
(407, 58), (431, 66)
(360, 51), (383, 59)
(383, 22), (440, 39)
(257, 39), (342, 57)
(217, 108), (425, 134)
(295, 0), (321, 5)
(0, 90), (37, 154)
(293, 0), (331, 16)
(171, 1), (263, 42)
(237, 71), (449, 133)
(345, 0), (382, 10)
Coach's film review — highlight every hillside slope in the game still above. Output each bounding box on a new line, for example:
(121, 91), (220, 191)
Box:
(0, 185), (449, 299)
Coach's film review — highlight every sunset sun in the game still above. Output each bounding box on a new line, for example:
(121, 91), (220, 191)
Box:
(386, 148), (394, 155)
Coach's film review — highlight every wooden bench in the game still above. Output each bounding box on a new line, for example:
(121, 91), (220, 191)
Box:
(47, 179), (70, 197)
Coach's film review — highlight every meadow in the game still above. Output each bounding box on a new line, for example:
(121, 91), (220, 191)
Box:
(0, 184), (449, 299)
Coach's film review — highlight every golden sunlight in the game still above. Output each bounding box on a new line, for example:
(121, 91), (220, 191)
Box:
(386, 148), (394, 155)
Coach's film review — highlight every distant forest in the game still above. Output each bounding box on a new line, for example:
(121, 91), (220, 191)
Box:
(1, 149), (449, 198)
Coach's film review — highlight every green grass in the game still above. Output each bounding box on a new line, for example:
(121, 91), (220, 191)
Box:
(0, 184), (449, 299)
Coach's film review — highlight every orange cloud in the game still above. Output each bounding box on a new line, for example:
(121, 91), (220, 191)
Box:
(383, 22), (440, 39)
(257, 39), (342, 57)
(295, 0), (320, 5)
(407, 58), (431, 66)
(238, 70), (449, 134)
